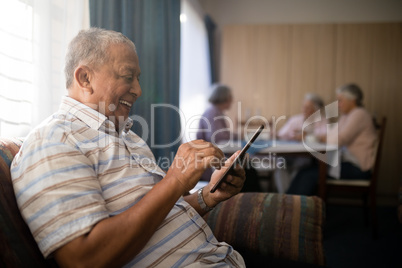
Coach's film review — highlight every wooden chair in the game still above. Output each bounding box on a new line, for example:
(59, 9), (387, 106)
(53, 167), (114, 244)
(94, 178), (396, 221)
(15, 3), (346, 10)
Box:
(320, 117), (387, 239)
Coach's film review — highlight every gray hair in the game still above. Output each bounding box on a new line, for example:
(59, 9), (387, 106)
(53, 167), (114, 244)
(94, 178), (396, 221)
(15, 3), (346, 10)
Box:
(304, 93), (324, 110)
(64, 27), (136, 88)
(208, 84), (232, 105)
(336, 83), (364, 106)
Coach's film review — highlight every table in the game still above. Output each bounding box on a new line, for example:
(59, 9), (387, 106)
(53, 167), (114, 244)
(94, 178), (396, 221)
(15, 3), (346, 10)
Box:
(216, 140), (338, 199)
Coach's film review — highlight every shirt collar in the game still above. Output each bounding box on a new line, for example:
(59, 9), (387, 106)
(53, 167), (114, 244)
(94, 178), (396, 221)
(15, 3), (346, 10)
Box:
(59, 96), (108, 131)
(121, 117), (134, 133)
(59, 96), (134, 135)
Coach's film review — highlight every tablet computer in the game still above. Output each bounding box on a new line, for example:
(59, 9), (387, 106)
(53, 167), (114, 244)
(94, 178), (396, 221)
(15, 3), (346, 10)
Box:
(210, 124), (264, 193)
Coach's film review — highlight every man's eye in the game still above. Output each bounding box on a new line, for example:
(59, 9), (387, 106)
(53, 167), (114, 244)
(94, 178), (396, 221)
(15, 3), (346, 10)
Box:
(125, 76), (133, 81)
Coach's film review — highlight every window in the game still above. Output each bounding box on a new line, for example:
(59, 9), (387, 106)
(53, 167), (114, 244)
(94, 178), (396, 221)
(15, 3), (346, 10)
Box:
(180, 0), (211, 142)
(0, 0), (89, 137)
(0, 0), (34, 136)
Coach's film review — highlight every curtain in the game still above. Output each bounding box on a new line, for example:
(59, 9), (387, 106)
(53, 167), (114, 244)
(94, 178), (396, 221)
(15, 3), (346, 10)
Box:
(90, 0), (181, 163)
(0, 0), (89, 137)
(204, 15), (216, 83)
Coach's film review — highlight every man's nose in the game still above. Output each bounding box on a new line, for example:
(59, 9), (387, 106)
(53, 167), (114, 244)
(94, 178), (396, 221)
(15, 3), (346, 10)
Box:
(131, 80), (142, 97)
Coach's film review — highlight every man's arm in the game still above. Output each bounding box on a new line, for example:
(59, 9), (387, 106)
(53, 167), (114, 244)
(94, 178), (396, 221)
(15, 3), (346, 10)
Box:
(54, 174), (182, 268)
(54, 140), (225, 268)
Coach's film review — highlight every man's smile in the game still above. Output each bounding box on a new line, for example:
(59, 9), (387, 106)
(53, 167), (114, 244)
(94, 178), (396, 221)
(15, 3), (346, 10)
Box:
(119, 99), (133, 108)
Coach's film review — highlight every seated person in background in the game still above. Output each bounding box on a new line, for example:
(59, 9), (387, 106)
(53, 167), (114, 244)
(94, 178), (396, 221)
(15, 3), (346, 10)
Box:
(278, 93), (327, 141)
(196, 84), (233, 183)
(196, 83), (236, 143)
(197, 84), (261, 192)
(287, 83), (376, 196)
(274, 93), (327, 193)
(196, 85), (260, 191)
(11, 28), (246, 267)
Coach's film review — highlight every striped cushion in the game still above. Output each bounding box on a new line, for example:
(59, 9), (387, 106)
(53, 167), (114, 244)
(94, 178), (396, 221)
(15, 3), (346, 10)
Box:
(0, 137), (23, 180)
(203, 193), (325, 266)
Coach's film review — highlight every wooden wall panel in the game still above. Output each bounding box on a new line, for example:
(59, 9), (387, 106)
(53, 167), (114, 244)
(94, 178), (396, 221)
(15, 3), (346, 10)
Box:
(220, 22), (402, 200)
(334, 24), (374, 107)
(369, 23), (402, 195)
(314, 25), (337, 104)
(221, 25), (291, 125)
(220, 26), (254, 122)
(253, 25), (291, 119)
(288, 24), (336, 117)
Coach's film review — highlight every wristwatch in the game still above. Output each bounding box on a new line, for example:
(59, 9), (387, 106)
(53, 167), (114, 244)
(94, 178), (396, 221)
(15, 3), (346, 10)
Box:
(197, 187), (214, 212)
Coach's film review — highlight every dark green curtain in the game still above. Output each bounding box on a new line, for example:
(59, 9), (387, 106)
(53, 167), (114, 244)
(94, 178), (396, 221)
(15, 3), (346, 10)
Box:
(89, 0), (181, 163)
(204, 15), (217, 83)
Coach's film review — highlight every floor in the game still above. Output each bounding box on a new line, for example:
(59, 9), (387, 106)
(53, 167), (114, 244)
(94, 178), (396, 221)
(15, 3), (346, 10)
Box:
(323, 205), (402, 268)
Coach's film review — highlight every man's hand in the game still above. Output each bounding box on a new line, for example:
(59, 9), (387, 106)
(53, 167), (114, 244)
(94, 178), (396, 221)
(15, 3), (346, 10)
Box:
(166, 140), (225, 194)
(203, 151), (246, 208)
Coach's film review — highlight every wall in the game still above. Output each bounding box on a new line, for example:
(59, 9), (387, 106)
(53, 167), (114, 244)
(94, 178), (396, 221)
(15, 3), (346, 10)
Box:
(198, 0), (402, 203)
(199, 0), (402, 79)
(200, 0), (402, 24)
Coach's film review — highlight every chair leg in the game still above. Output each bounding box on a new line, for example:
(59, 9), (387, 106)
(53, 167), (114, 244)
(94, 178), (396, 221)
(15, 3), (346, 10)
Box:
(370, 194), (378, 240)
(363, 194), (369, 227)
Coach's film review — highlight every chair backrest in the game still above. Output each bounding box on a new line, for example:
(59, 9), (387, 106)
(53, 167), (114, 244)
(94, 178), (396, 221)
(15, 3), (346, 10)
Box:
(0, 138), (57, 267)
(370, 117), (387, 192)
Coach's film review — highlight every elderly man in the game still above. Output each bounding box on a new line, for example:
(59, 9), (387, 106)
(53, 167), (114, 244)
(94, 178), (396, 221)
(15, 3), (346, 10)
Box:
(11, 28), (246, 267)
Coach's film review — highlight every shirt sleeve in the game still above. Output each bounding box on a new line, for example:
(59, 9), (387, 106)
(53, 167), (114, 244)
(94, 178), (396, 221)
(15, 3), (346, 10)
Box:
(328, 109), (370, 146)
(278, 115), (299, 140)
(210, 116), (231, 143)
(11, 138), (109, 258)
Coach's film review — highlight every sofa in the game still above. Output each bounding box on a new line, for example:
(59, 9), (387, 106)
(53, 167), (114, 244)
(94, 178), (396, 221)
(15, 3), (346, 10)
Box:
(0, 137), (326, 267)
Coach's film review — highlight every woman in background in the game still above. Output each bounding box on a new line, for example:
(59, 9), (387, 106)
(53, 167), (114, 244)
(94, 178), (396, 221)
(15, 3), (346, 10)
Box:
(274, 93), (327, 193)
(196, 84), (260, 191)
(278, 93), (327, 141)
(196, 84), (235, 143)
(287, 84), (377, 195)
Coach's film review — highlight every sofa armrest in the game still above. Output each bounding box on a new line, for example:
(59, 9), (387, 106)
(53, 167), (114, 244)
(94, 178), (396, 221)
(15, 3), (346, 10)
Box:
(203, 192), (325, 266)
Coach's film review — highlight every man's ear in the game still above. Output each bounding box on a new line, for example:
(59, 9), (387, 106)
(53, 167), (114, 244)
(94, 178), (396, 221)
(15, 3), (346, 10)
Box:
(74, 66), (93, 94)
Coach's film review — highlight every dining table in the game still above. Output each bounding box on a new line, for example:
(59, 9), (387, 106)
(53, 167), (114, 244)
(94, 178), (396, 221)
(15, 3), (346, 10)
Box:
(216, 139), (338, 199)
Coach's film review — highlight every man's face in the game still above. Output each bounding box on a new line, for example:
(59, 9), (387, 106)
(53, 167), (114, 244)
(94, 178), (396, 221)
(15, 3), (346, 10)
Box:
(90, 43), (142, 130)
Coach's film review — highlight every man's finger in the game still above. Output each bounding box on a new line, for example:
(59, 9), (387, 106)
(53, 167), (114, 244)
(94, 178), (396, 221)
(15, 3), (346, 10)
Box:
(202, 155), (222, 169)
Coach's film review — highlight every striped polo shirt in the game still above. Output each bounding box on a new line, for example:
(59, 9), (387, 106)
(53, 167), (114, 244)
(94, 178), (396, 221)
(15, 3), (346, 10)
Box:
(11, 96), (244, 267)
